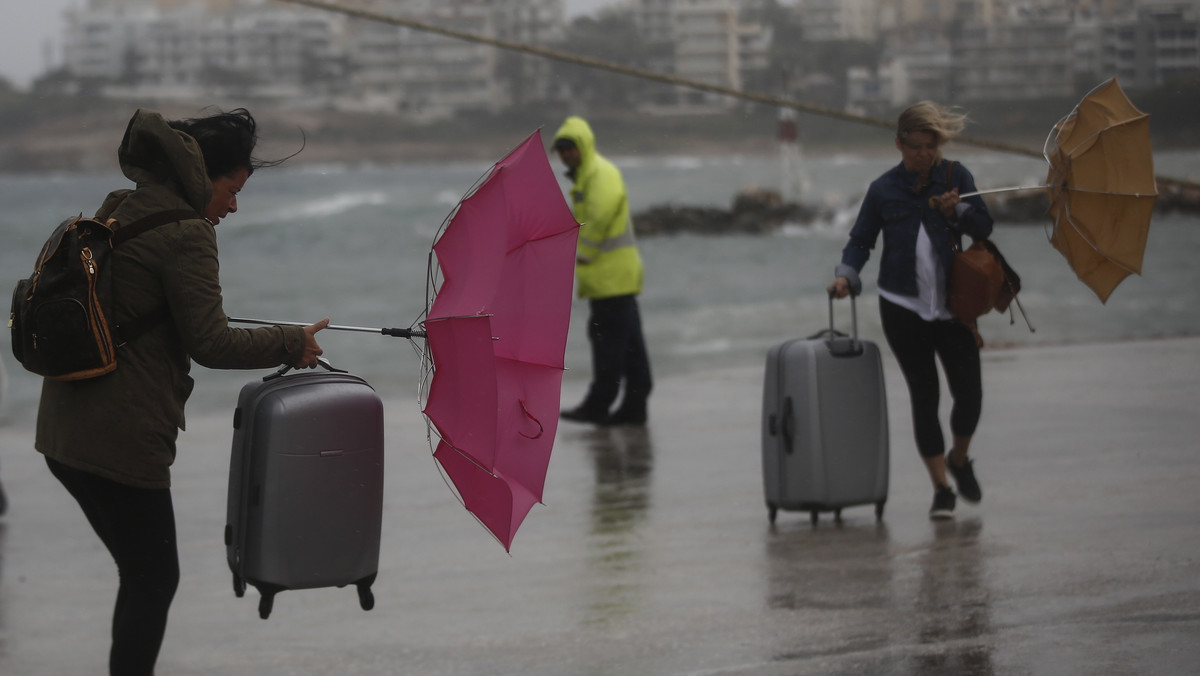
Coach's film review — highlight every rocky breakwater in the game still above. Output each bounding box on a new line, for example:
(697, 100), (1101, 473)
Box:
(633, 189), (835, 237)
(633, 180), (1200, 237)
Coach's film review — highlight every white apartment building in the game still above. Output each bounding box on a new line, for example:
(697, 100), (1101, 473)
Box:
(62, 1), (343, 102)
(954, 12), (1076, 100)
(794, 0), (878, 41)
(62, 3), (159, 82)
(57, 0), (565, 119)
(1101, 0), (1200, 86)
(633, 0), (770, 111)
(341, 2), (501, 118)
(674, 0), (741, 101)
(488, 0), (567, 106)
(845, 0), (1198, 108)
(339, 0), (564, 114)
(50, 0), (1198, 116)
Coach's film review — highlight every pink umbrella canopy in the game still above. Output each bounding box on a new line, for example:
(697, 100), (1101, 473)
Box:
(421, 130), (579, 550)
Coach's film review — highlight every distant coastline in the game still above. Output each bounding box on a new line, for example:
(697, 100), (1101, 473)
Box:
(0, 93), (1148, 174)
(0, 102), (886, 173)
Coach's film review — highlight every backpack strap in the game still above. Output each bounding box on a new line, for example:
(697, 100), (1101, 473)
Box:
(109, 209), (198, 345)
(942, 160), (966, 252)
(111, 209), (199, 246)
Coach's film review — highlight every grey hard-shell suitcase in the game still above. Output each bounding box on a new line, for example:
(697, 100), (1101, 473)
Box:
(225, 360), (384, 619)
(762, 295), (888, 525)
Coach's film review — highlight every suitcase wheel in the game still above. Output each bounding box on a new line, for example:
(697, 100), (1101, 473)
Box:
(834, 508), (843, 523)
(767, 503), (778, 524)
(809, 510), (818, 526)
(357, 584), (375, 612)
(232, 573), (245, 598)
(875, 500), (886, 521)
(258, 592), (275, 620)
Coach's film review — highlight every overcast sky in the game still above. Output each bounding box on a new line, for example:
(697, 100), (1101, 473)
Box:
(0, 0), (623, 90)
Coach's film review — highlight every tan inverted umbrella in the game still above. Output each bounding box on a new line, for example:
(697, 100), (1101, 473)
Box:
(1043, 78), (1157, 302)
(961, 78), (1158, 303)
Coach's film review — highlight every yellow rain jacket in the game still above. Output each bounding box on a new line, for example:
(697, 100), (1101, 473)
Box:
(553, 116), (644, 300)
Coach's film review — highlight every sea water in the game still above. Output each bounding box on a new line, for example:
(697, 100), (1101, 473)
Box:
(2, 148), (1198, 424)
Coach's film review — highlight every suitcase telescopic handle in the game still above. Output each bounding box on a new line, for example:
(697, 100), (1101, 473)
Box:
(825, 291), (863, 357)
(827, 291), (858, 342)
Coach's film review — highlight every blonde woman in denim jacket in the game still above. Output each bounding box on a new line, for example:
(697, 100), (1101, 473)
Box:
(829, 101), (994, 520)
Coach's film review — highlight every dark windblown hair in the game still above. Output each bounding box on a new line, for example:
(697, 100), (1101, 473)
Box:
(168, 108), (291, 179)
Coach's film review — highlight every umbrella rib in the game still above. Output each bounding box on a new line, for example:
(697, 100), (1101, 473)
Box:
(1057, 113), (1150, 159)
(435, 437), (499, 477)
(506, 226), (581, 254)
(425, 450), (513, 554)
(1060, 185), (1158, 198)
(494, 353), (569, 371)
(1054, 204), (1141, 276)
(424, 411), (501, 488)
(425, 312), (496, 322)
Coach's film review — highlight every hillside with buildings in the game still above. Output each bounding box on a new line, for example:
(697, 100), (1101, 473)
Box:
(4, 0), (1199, 172)
(22, 0), (1200, 121)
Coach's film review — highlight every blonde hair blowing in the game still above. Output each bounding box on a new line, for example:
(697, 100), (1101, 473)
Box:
(897, 101), (967, 146)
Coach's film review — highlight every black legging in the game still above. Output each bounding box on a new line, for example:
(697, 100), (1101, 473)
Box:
(46, 457), (179, 676)
(879, 297), (982, 459)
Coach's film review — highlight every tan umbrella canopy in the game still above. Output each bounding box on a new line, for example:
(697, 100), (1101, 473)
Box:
(1042, 78), (1158, 303)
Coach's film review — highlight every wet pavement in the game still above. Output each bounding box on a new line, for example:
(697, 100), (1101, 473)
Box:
(1, 337), (1199, 675)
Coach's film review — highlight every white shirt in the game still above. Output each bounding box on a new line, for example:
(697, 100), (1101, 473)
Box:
(879, 222), (953, 321)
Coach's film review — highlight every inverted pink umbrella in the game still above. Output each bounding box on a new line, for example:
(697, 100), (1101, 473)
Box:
(420, 130), (579, 551)
(233, 130), (578, 551)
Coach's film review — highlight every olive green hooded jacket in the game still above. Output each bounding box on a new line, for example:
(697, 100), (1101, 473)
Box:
(36, 109), (307, 489)
(553, 116), (643, 299)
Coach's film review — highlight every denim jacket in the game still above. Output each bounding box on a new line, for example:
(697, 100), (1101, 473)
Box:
(836, 159), (993, 297)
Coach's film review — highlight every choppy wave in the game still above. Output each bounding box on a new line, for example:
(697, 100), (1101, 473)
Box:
(268, 190), (390, 221)
(778, 206), (858, 238)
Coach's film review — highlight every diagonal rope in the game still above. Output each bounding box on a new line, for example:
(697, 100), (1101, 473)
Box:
(279, 0), (1199, 192)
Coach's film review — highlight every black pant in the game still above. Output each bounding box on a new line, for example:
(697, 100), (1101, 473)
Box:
(879, 297), (982, 459)
(46, 457), (179, 676)
(581, 294), (653, 415)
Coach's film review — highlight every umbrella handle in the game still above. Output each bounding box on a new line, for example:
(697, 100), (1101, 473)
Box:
(382, 327), (427, 338)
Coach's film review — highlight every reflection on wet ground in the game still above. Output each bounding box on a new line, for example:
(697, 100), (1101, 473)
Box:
(583, 426), (654, 626)
(912, 520), (993, 676)
(0, 521), (7, 662)
(762, 517), (996, 676)
(765, 520), (893, 612)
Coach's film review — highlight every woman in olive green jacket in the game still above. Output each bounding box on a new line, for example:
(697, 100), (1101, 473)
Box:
(36, 108), (327, 676)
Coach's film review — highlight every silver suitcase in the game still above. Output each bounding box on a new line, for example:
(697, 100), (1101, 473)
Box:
(762, 295), (888, 525)
(225, 360), (384, 618)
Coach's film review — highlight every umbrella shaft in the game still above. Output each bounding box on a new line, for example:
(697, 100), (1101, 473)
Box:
(229, 317), (426, 338)
(958, 185), (1047, 199)
(961, 185), (1156, 199)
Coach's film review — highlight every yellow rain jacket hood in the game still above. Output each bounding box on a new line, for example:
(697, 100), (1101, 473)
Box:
(553, 116), (643, 299)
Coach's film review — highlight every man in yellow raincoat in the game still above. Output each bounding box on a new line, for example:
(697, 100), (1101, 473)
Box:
(553, 116), (652, 425)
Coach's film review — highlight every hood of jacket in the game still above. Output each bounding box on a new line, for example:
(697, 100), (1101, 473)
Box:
(553, 115), (598, 174)
(117, 108), (211, 216)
